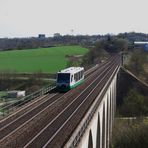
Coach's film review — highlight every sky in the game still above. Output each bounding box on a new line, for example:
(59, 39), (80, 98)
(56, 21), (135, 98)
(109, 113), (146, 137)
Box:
(0, 0), (148, 38)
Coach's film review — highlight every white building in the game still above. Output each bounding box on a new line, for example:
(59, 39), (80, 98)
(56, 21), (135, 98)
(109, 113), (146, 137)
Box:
(134, 41), (148, 51)
(7, 90), (25, 98)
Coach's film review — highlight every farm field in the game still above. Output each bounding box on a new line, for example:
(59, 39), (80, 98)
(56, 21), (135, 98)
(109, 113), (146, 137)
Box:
(0, 46), (88, 73)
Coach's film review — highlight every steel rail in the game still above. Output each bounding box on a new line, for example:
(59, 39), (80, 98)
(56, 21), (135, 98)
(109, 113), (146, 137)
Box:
(0, 61), (109, 147)
(45, 61), (120, 147)
(43, 64), (117, 148)
(0, 92), (69, 143)
(0, 93), (56, 127)
(0, 61), (107, 125)
(0, 61), (108, 129)
(65, 66), (120, 148)
(0, 56), (116, 148)
(23, 60), (115, 148)
(0, 93), (59, 139)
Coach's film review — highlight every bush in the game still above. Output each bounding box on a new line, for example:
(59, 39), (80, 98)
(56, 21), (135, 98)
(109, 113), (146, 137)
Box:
(118, 89), (148, 116)
(111, 119), (148, 148)
(128, 50), (147, 76)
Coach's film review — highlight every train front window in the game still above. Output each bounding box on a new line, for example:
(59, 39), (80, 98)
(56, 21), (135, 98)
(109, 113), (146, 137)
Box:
(57, 73), (70, 83)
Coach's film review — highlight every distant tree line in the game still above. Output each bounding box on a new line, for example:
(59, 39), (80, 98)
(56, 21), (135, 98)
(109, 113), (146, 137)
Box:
(0, 35), (103, 51)
(117, 32), (148, 42)
(0, 32), (148, 51)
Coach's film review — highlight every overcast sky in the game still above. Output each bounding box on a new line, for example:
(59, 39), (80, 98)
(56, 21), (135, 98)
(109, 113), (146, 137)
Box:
(0, 0), (147, 38)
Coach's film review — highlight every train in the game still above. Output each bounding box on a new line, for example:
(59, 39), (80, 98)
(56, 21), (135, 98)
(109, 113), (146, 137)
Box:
(56, 67), (84, 91)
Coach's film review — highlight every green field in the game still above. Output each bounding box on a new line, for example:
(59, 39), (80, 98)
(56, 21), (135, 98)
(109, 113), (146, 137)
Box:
(0, 46), (88, 73)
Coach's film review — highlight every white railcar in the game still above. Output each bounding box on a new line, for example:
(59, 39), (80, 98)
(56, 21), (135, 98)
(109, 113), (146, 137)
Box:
(56, 67), (84, 91)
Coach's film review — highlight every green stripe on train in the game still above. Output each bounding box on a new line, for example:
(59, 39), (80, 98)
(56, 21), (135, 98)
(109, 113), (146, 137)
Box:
(58, 79), (84, 91)
(70, 79), (84, 89)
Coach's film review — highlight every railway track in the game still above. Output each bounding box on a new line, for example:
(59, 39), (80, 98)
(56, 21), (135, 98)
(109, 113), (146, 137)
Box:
(0, 55), (120, 148)
(0, 58), (109, 127)
(0, 92), (57, 128)
(24, 56), (120, 148)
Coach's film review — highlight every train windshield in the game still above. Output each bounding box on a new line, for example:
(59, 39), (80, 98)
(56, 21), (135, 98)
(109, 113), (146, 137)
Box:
(57, 73), (70, 83)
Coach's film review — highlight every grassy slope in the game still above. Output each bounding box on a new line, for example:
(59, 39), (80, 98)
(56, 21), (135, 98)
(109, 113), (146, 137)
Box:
(0, 46), (88, 73)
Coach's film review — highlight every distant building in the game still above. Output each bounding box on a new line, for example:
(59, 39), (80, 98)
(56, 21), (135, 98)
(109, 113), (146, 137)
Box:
(134, 41), (148, 51)
(54, 33), (61, 37)
(7, 90), (25, 98)
(38, 34), (46, 39)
